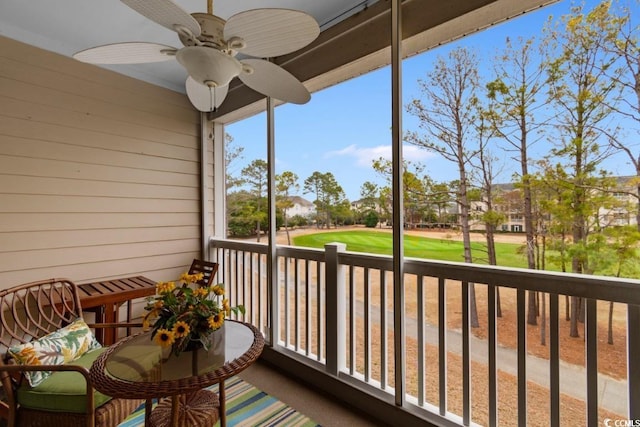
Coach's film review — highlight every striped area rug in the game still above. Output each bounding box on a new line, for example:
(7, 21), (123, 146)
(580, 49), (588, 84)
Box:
(117, 376), (320, 427)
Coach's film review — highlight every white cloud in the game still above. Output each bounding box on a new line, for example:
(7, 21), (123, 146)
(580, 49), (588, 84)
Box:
(324, 144), (434, 167)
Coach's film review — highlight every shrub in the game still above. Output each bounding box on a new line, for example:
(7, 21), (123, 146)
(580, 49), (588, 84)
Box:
(363, 211), (379, 228)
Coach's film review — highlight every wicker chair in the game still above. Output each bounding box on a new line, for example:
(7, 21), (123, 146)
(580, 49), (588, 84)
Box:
(187, 259), (219, 287)
(0, 278), (143, 427)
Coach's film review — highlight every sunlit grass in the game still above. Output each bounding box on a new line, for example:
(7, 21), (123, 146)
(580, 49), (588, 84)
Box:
(293, 230), (529, 268)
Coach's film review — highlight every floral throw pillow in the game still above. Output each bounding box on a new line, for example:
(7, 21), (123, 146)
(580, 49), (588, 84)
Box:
(8, 317), (102, 387)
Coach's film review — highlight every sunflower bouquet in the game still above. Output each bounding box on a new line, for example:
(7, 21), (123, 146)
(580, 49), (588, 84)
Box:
(143, 272), (244, 356)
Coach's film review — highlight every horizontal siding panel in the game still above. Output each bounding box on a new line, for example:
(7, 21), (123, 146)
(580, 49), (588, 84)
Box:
(0, 213), (200, 232)
(0, 76), (198, 137)
(0, 114), (198, 162)
(0, 253), (200, 288)
(0, 95), (197, 149)
(0, 194), (199, 213)
(2, 239), (199, 271)
(0, 37), (205, 291)
(0, 174), (199, 199)
(0, 39), (199, 120)
(76, 254), (203, 284)
(0, 132), (197, 174)
(0, 153), (198, 187)
(0, 226), (199, 252)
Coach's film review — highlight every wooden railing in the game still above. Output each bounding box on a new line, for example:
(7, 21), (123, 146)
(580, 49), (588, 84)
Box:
(210, 237), (640, 426)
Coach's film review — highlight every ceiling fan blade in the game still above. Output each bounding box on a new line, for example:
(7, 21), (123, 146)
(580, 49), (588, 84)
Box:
(239, 59), (310, 105)
(224, 9), (319, 58)
(121, 0), (201, 37)
(73, 42), (177, 64)
(185, 77), (229, 112)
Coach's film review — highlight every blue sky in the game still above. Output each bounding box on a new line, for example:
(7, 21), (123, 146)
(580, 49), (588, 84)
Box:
(226, 0), (637, 201)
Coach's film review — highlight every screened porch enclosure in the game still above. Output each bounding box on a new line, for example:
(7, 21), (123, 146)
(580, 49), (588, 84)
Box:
(4, 0), (637, 425)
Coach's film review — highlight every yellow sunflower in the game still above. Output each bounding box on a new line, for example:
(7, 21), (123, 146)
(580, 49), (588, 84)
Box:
(207, 313), (225, 330)
(211, 285), (225, 296)
(154, 329), (175, 347)
(193, 287), (209, 298)
(172, 321), (191, 338)
(156, 281), (176, 294)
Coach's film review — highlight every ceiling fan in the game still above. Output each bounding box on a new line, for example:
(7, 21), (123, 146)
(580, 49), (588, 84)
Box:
(73, 0), (320, 112)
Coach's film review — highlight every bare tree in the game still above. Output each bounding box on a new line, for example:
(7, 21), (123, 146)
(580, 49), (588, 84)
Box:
(224, 133), (245, 191)
(598, 0), (640, 230)
(474, 110), (506, 317)
(406, 46), (481, 328)
(487, 36), (549, 327)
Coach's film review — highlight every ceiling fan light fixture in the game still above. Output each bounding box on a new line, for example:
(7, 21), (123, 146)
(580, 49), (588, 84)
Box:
(185, 76), (228, 112)
(176, 46), (241, 87)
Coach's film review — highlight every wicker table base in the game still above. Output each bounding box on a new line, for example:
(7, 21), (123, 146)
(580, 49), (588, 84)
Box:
(148, 390), (220, 427)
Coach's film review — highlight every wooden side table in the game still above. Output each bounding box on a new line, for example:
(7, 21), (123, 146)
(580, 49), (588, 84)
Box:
(78, 276), (156, 344)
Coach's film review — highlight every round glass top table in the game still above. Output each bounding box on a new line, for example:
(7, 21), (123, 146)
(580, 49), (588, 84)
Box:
(89, 320), (264, 427)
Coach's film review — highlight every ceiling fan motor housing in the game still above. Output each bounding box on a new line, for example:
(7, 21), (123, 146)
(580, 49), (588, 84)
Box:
(180, 13), (226, 49)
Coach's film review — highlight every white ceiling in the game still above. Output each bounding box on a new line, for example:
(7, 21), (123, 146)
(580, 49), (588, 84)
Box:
(0, 0), (376, 93)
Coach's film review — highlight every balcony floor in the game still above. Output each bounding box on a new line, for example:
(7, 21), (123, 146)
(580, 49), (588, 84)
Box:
(238, 358), (388, 427)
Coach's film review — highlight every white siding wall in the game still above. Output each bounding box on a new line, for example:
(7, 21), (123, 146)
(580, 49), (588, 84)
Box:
(0, 36), (205, 288)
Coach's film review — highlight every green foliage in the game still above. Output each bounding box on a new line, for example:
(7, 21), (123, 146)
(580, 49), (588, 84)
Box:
(482, 210), (506, 228)
(363, 211), (379, 228)
(289, 215), (309, 227)
(303, 171), (347, 228)
(227, 217), (255, 237)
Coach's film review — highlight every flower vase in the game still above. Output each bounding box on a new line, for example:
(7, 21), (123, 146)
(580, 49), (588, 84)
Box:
(211, 324), (225, 356)
(184, 338), (204, 352)
(206, 324), (226, 369)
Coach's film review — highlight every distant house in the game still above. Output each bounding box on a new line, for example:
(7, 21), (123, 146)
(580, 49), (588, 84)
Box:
(286, 196), (316, 218)
(351, 198), (379, 211)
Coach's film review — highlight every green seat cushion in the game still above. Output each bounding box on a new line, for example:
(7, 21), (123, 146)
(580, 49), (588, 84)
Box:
(17, 348), (112, 413)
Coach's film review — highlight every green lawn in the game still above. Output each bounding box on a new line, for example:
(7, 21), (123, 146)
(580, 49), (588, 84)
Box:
(293, 229), (528, 268)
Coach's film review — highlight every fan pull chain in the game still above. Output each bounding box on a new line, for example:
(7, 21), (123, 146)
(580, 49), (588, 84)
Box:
(207, 0), (213, 15)
(209, 86), (216, 113)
